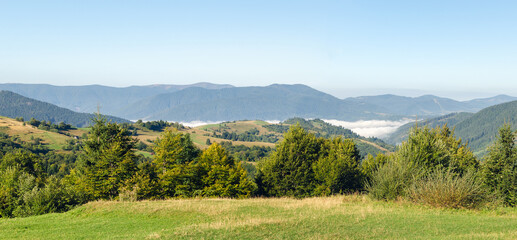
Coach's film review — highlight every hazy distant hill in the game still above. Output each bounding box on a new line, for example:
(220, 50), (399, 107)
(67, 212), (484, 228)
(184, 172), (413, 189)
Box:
(0, 83), (233, 114)
(345, 94), (517, 116)
(385, 112), (475, 145)
(0, 83), (515, 122)
(454, 100), (517, 155)
(0, 91), (129, 127)
(119, 84), (388, 121)
(386, 100), (517, 155)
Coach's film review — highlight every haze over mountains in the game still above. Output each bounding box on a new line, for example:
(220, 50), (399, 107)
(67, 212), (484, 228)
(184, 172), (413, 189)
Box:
(0, 91), (129, 127)
(1, 83), (515, 123)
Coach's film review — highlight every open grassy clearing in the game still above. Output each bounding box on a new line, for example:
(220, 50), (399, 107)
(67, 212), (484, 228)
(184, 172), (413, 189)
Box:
(0, 116), (73, 147)
(1, 195), (516, 239)
(197, 120), (281, 136)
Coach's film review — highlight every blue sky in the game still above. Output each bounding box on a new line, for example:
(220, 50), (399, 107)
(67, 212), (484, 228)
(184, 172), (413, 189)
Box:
(1, 1), (516, 99)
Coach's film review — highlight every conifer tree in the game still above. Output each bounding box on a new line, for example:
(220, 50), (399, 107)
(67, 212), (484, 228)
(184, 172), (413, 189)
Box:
(482, 124), (517, 206)
(83, 114), (137, 199)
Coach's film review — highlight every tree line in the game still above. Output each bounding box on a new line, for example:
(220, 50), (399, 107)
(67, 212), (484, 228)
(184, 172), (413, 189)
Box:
(1, 115), (516, 218)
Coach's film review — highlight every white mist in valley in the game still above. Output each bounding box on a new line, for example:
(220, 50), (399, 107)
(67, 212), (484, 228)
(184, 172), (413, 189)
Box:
(322, 119), (413, 139)
(179, 120), (281, 127)
(171, 119), (410, 139)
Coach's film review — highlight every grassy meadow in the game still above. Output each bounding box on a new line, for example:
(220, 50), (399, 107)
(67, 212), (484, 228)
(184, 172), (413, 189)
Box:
(1, 195), (516, 239)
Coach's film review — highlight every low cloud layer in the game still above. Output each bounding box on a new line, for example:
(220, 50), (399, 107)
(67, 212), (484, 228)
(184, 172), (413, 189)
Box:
(322, 119), (413, 139)
(180, 121), (223, 127)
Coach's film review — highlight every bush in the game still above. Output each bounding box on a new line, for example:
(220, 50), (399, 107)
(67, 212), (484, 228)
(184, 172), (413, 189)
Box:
(12, 176), (86, 217)
(366, 158), (422, 201)
(407, 169), (493, 209)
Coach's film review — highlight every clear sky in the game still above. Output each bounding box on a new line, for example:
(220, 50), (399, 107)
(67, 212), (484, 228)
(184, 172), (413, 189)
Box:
(1, 1), (516, 100)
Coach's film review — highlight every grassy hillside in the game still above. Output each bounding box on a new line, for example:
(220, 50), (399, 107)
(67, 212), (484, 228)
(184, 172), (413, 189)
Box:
(0, 116), (392, 160)
(0, 116), (85, 151)
(191, 119), (394, 158)
(1, 195), (516, 239)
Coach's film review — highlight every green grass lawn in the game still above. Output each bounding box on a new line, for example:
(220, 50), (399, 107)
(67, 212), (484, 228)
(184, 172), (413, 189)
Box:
(1, 195), (516, 239)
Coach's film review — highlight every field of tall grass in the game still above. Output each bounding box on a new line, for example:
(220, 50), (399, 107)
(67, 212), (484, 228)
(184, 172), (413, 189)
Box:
(1, 195), (516, 239)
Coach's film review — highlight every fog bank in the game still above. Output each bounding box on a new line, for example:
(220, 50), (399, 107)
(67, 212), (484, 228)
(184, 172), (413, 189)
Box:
(322, 119), (412, 139)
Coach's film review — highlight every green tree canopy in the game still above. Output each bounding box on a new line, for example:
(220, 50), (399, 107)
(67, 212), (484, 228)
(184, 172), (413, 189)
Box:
(397, 125), (478, 174)
(83, 114), (138, 199)
(481, 124), (517, 206)
(258, 124), (363, 197)
(198, 143), (255, 198)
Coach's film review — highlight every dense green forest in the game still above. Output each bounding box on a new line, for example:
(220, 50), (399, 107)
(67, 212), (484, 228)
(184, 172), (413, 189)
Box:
(1, 112), (516, 219)
(0, 90), (129, 127)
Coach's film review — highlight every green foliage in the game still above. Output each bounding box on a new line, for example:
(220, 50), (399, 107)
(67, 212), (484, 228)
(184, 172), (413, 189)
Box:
(258, 124), (325, 197)
(83, 115), (138, 200)
(258, 124), (363, 197)
(211, 128), (279, 143)
(219, 141), (273, 162)
(266, 118), (395, 157)
(313, 137), (362, 195)
(198, 143), (255, 198)
(361, 153), (388, 182)
(152, 130), (201, 197)
(366, 157), (421, 201)
(367, 125), (483, 207)
(0, 164), (85, 218)
(0, 150), (44, 179)
(151, 131), (253, 198)
(153, 130), (199, 167)
(481, 124), (517, 206)
(397, 125), (478, 174)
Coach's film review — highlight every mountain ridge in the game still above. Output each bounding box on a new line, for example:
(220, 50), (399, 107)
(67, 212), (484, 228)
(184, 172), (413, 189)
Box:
(1, 83), (515, 122)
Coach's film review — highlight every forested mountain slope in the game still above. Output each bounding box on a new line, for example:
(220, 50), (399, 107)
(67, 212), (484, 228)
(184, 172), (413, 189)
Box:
(386, 112), (475, 145)
(386, 100), (517, 155)
(454, 100), (517, 155)
(118, 84), (386, 121)
(0, 83), (233, 114)
(0, 91), (129, 127)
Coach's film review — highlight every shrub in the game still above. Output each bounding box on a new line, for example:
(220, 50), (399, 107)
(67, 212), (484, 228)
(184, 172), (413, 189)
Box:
(407, 169), (493, 209)
(365, 157), (422, 200)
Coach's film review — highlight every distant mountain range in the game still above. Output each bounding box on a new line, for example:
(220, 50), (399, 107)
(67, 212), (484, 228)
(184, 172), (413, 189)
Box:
(386, 100), (517, 155)
(0, 82), (233, 114)
(0, 91), (129, 127)
(0, 83), (515, 122)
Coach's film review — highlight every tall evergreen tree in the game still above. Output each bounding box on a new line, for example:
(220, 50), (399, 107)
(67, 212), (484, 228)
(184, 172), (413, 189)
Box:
(482, 124), (517, 206)
(83, 114), (137, 199)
